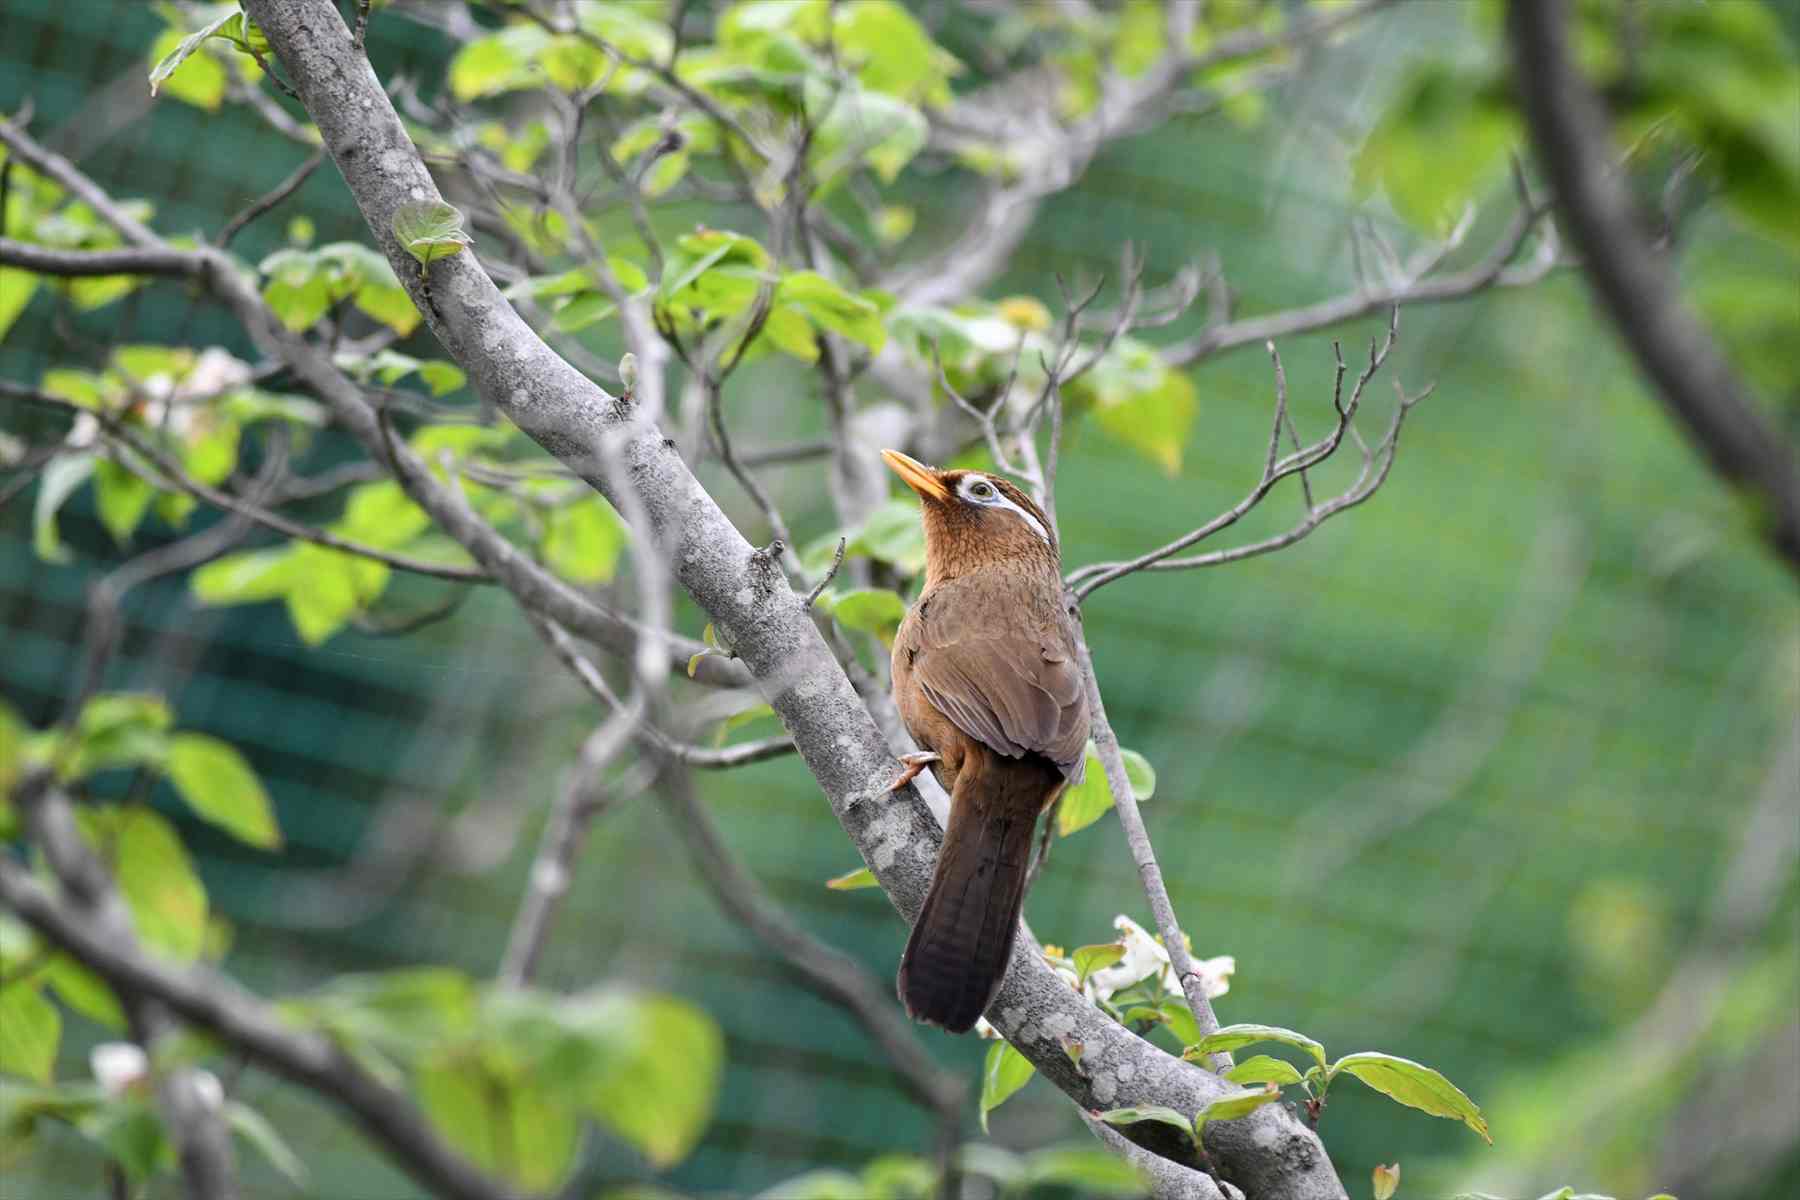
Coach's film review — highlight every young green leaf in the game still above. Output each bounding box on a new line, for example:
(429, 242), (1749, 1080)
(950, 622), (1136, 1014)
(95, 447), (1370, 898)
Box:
(1094, 1104), (1194, 1143)
(225, 1100), (309, 1188)
(148, 12), (235, 100)
(580, 994), (723, 1168)
(978, 1040), (1035, 1132)
(831, 588), (906, 644)
(1186, 1022), (1327, 1070)
(1021, 1145), (1148, 1197)
(32, 451), (96, 564)
(1330, 1051), (1491, 1143)
(1372, 1162), (1401, 1200)
(1057, 744), (1112, 836)
(824, 866), (879, 891)
(1191, 1084), (1281, 1146)
(93, 458), (156, 545)
(0, 982), (61, 1082)
(1224, 1054), (1305, 1087)
(190, 546), (302, 607)
(166, 733), (281, 850)
(1072, 942), (1126, 986)
(66, 693), (174, 780)
(93, 808), (208, 963)
(392, 200), (473, 266)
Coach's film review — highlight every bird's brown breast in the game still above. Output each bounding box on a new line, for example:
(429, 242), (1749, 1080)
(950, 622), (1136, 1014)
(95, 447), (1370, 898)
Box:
(891, 566), (1089, 796)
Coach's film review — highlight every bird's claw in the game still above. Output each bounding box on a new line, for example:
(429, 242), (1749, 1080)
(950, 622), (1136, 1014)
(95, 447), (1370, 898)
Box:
(889, 751), (941, 792)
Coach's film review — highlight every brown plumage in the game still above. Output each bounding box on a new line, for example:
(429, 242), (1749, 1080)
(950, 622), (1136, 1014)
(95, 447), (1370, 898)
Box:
(882, 450), (1089, 1033)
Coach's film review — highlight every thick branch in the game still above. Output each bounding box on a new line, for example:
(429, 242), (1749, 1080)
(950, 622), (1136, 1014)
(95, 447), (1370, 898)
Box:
(1506, 0), (1800, 571)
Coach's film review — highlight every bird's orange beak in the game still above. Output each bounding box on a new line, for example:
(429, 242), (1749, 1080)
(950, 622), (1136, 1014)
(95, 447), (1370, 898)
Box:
(881, 449), (950, 502)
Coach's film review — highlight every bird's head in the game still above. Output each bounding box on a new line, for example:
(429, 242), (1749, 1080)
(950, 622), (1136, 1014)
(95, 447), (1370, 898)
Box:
(881, 449), (1059, 585)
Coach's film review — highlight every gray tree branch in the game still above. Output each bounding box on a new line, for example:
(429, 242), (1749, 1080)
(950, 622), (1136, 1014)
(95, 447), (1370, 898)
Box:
(1505, 0), (1800, 572)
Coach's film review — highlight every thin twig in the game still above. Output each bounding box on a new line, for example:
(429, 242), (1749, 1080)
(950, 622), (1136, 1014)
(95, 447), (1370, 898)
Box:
(7, 383), (490, 583)
(1069, 308), (1404, 599)
(217, 148), (323, 248)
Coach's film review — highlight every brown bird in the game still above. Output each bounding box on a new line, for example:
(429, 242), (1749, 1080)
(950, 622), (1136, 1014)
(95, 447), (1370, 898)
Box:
(881, 449), (1089, 1033)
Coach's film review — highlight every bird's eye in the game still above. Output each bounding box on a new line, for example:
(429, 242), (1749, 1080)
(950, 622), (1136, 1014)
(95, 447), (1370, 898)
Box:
(970, 481), (995, 499)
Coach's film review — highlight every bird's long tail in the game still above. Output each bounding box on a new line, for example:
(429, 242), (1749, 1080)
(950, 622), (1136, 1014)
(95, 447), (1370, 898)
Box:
(897, 756), (1054, 1033)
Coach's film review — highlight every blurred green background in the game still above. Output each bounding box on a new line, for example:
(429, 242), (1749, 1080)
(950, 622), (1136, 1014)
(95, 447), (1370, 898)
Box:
(3, 2), (1796, 1198)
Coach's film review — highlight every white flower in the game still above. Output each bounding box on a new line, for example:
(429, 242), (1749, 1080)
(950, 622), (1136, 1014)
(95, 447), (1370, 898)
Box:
(1084, 915), (1235, 1002)
(1192, 954), (1235, 1000)
(90, 1042), (148, 1097)
(66, 412), (100, 449)
(1086, 915), (1169, 1000)
(174, 348), (252, 402)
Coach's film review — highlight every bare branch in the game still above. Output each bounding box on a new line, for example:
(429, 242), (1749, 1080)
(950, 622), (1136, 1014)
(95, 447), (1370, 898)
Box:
(1071, 310), (1408, 599)
(217, 147), (324, 248)
(1070, 633), (1221, 1055)
(1164, 188), (1556, 367)
(5, 382), (490, 582)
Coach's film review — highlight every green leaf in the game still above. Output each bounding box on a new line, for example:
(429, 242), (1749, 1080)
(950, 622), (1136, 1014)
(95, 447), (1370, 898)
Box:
(66, 693), (174, 780)
(33, 451), (96, 564)
(190, 546), (301, 607)
(1224, 1054), (1305, 1087)
(0, 268), (40, 341)
(542, 497), (628, 584)
(1330, 1050), (1491, 1143)
(224, 1100), (309, 1188)
(1094, 1105), (1194, 1143)
(831, 588), (906, 644)
(1072, 942), (1126, 986)
(1354, 64), (1517, 233)
(283, 544), (388, 645)
(43, 955), (126, 1031)
(978, 1040), (1035, 1133)
(166, 733), (281, 850)
(776, 270), (887, 354)
(336, 481), (432, 550)
(1057, 745), (1112, 836)
(148, 15), (234, 109)
(582, 994), (723, 1168)
(392, 200), (473, 266)
(1157, 996), (1202, 1049)
(95, 808), (209, 963)
(1021, 1144), (1148, 1197)
(1121, 748), (1156, 801)
(447, 25), (551, 100)
(758, 305), (820, 362)
(1187, 1023), (1327, 1070)
(80, 1096), (175, 1184)
(92, 457), (156, 546)
(418, 1055), (580, 1191)
(1088, 362), (1197, 475)
(1192, 1085), (1281, 1146)
(354, 279), (422, 336)
(831, 0), (960, 106)
(849, 499), (926, 574)
(810, 84), (928, 184)
(0, 982), (60, 1082)
(824, 866), (879, 891)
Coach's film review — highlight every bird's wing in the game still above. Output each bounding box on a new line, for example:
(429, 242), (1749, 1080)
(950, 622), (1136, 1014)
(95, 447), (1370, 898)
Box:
(910, 581), (1089, 776)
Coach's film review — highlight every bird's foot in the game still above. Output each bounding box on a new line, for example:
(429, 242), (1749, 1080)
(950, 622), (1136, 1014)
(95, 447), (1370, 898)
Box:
(888, 752), (941, 792)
